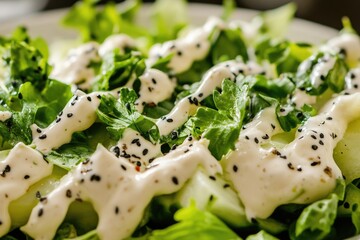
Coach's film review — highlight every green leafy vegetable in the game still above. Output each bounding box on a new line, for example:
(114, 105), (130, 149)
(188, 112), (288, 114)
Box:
(293, 193), (339, 240)
(246, 230), (279, 240)
(149, 204), (242, 240)
(97, 88), (159, 142)
(188, 79), (248, 159)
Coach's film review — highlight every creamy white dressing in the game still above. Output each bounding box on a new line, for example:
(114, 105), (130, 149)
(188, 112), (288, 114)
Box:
(32, 91), (102, 153)
(222, 91), (360, 219)
(157, 59), (265, 136)
(0, 111), (12, 122)
(322, 33), (360, 66)
(111, 128), (162, 171)
(51, 42), (101, 90)
(0, 143), (53, 237)
(98, 34), (136, 57)
(22, 140), (221, 240)
(344, 68), (360, 94)
(147, 17), (225, 74)
(290, 89), (317, 107)
(135, 68), (176, 112)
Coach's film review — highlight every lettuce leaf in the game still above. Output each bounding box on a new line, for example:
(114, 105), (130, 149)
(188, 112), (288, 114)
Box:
(149, 204), (242, 240)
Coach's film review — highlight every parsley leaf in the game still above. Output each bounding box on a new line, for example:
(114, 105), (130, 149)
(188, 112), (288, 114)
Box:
(97, 88), (159, 143)
(188, 79), (248, 160)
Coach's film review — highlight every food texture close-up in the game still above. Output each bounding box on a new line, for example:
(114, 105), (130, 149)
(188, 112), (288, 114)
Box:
(0, 0), (360, 239)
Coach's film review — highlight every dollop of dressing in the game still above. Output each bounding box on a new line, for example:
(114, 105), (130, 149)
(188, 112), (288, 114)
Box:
(51, 42), (100, 90)
(147, 17), (226, 74)
(98, 34), (136, 57)
(32, 91), (102, 153)
(135, 68), (176, 112)
(322, 33), (360, 66)
(110, 128), (161, 171)
(0, 143), (52, 236)
(22, 140), (221, 240)
(223, 91), (360, 219)
(157, 59), (265, 135)
(0, 111), (12, 122)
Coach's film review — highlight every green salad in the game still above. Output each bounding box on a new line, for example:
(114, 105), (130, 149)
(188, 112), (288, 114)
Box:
(0, 0), (360, 239)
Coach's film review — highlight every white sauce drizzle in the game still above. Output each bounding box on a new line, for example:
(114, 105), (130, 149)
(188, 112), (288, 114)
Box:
(32, 91), (102, 153)
(156, 59), (265, 136)
(111, 128), (161, 171)
(0, 111), (12, 122)
(135, 68), (176, 112)
(22, 140), (221, 240)
(0, 143), (52, 237)
(51, 42), (101, 90)
(344, 68), (360, 94)
(223, 91), (360, 219)
(147, 17), (225, 74)
(322, 33), (360, 66)
(98, 34), (136, 57)
(290, 89), (317, 107)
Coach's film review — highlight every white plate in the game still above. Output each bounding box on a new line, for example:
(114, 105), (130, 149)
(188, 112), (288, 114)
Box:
(0, 3), (338, 44)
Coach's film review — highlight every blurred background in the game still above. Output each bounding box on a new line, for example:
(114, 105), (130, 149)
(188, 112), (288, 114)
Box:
(0, 0), (360, 32)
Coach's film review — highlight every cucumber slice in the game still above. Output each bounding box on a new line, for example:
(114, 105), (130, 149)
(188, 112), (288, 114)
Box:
(175, 168), (250, 228)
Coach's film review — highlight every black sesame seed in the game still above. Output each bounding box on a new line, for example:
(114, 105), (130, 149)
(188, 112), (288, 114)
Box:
(121, 164), (127, 171)
(319, 140), (324, 145)
(311, 161), (321, 166)
(66, 189), (72, 198)
(209, 176), (216, 181)
(113, 146), (120, 158)
(177, 51), (182, 56)
(311, 145), (318, 150)
(36, 128), (42, 133)
(172, 176), (179, 185)
(136, 161), (141, 166)
(297, 166), (302, 172)
(24, 175), (30, 179)
(223, 183), (230, 188)
(171, 131), (178, 140)
(350, 73), (356, 79)
(87, 96), (92, 102)
(166, 118), (174, 123)
(320, 75), (326, 81)
(35, 191), (41, 199)
(196, 43), (201, 48)
(198, 93), (203, 98)
(56, 118), (61, 123)
(287, 163), (294, 170)
(311, 135), (317, 140)
(254, 137), (259, 144)
(320, 133), (324, 138)
(38, 208), (44, 217)
(152, 78), (157, 84)
(262, 134), (269, 140)
(18, 93), (23, 99)
(115, 206), (120, 214)
(233, 165), (238, 172)
(245, 136), (249, 140)
(90, 174), (101, 182)
(280, 108), (285, 112)
(326, 117), (333, 120)
(271, 124), (276, 129)
(354, 84), (358, 89)
(344, 202), (350, 209)
(96, 94), (102, 99)
(142, 149), (149, 156)
(39, 134), (47, 140)
(67, 113), (73, 118)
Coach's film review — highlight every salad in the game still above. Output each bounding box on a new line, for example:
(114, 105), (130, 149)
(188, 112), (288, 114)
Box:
(0, 0), (360, 239)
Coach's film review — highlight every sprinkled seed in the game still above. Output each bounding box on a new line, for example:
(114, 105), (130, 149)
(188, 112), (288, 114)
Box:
(113, 146), (120, 158)
(319, 140), (324, 145)
(196, 43), (201, 48)
(38, 208), (44, 217)
(90, 174), (101, 182)
(233, 165), (238, 172)
(39, 134), (47, 139)
(311, 135), (317, 140)
(67, 113), (73, 118)
(209, 176), (216, 181)
(254, 137), (259, 144)
(172, 176), (179, 185)
(121, 165), (127, 171)
(36, 128), (42, 133)
(24, 175), (30, 179)
(177, 51), (182, 56)
(87, 96), (92, 102)
(198, 93), (203, 97)
(142, 149), (149, 156)
(66, 189), (72, 198)
(311, 145), (318, 150)
(152, 78), (157, 84)
(166, 118), (174, 123)
(320, 75), (326, 81)
(56, 118), (61, 123)
(115, 206), (119, 214)
(320, 133), (324, 138)
(262, 134), (269, 140)
(287, 163), (294, 170)
(326, 117), (333, 120)
(245, 136), (249, 140)
(311, 161), (321, 166)
(96, 94), (102, 99)
(271, 124), (276, 129)
(223, 183), (230, 188)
